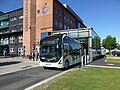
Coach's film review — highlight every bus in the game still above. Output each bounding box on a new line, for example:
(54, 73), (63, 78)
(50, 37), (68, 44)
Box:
(40, 34), (81, 68)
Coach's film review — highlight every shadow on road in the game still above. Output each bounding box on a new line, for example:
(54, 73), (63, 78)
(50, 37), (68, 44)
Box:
(0, 61), (21, 67)
(92, 55), (105, 61)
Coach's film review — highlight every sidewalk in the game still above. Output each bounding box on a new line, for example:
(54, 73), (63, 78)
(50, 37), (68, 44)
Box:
(0, 57), (40, 75)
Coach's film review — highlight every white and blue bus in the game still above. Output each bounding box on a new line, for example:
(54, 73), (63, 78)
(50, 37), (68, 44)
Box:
(40, 34), (81, 68)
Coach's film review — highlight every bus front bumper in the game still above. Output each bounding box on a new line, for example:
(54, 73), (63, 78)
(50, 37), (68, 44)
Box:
(40, 61), (63, 68)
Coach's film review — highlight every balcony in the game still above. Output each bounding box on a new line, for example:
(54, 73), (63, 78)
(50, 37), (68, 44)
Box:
(0, 30), (9, 35)
(0, 24), (9, 29)
(0, 39), (8, 45)
(0, 43), (8, 45)
(0, 15), (8, 21)
(0, 42), (8, 45)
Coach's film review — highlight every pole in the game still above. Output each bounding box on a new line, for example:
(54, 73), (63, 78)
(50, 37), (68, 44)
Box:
(81, 56), (83, 67)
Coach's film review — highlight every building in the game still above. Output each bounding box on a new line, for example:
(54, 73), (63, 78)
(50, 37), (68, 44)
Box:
(0, 8), (23, 56)
(23, 0), (87, 56)
(0, 11), (4, 16)
(0, 0), (87, 56)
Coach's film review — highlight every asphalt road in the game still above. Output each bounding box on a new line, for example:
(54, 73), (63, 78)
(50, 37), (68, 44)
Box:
(0, 67), (62, 90)
(90, 56), (120, 67)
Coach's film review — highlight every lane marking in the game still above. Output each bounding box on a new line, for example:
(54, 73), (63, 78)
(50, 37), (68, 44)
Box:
(107, 63), (114, 66)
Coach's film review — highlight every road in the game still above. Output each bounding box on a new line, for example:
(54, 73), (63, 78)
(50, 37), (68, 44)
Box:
(0, 67), (62, 90)
(89, 56), (120, 67)
(1, 56), (117, 90)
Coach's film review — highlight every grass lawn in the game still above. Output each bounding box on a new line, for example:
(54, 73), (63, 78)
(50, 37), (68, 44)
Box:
(107, 59), (120, 63)
(34, 67), (120, 90)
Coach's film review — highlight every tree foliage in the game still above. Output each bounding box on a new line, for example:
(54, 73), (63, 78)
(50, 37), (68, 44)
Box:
(117, 43), (120, 50)
(102, 35), (117, 51)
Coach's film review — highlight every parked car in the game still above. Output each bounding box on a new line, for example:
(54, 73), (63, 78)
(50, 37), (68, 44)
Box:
(112, 51), (120, 56)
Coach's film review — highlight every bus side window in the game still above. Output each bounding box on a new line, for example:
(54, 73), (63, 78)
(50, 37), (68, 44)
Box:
(64, 43), (69, 55)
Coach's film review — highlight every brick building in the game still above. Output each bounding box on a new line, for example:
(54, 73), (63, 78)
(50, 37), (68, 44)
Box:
(23, 0), (86, 56)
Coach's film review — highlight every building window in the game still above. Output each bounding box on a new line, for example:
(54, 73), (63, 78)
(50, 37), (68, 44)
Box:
(69, 18), (72, 23)
(72, 21), (75, 26)
(54, 8), (58, 14)
(67, 18), (70, 22)
(0, 21), (9, 26)
(18, 35), (23, 43)
(1, 29), (9, 34)
(12, 26), (17, 32)
(0, 38), (8, 45)
(58, 12), (62, 17)
(0, 38), (4, 44)
(59, 22), (63, 28)
(10, 36), (15, 43)
(4, 38), (9, 44)
(78, 23), (81, 28)
(19, 25), (23, 31)
(67, 26), (70, 29)
(18, 47), (23, 56)
(19, 15), (23, 19)
(10, 48), (14, 54)
(10, 17), (17, 21)
(64, 24), (67, 30)
(54, 20), (58, 26)
(64, 15), (67, 20)
(71, 20), (73, 24)
(37, 10), (40, 14)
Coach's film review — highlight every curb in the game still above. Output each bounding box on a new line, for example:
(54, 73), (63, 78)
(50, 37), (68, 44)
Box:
(24, 69), (72, 90)
(86, 65), (120, 69)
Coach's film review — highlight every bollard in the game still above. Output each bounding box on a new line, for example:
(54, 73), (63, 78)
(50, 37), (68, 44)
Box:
(81, 56), (83, 67)
(84, 55), (86, 65)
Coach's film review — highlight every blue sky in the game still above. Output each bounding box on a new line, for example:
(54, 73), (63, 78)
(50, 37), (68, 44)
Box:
(0, 0), (120, 42)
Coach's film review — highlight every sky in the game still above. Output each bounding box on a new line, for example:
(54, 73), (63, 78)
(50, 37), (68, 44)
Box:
(0, 0), (120, 42)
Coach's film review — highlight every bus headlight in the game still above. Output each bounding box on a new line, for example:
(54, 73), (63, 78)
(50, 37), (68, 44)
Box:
(41, 57), (45, 59)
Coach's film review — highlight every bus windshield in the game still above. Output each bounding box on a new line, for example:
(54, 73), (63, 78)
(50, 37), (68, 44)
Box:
(41, 44), (59, 56)
(40, 37), (61, 57)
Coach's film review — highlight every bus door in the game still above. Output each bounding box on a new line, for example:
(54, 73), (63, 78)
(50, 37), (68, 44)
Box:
(81, 41), (88, 64)
(63, 43), (69, 56)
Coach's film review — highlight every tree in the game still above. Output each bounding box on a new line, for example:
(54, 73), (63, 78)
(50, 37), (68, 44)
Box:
(102, 35), (117, 53)
(116, 43), (120, 50)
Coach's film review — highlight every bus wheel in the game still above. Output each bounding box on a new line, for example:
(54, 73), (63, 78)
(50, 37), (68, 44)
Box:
(65, 60), (69, 69)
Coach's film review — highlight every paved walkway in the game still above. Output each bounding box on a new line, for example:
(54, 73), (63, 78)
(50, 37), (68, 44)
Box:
(0, 56), (120, 75)
(0, 57), (40, 75)
(87, 56), (120, 68)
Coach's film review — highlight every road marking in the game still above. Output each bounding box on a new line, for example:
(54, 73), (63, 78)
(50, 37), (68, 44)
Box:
(107, 63), (114, 66)
(24, 69), (72, 90)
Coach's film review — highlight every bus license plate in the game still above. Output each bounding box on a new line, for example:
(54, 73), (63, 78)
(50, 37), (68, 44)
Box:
(46, 64), (51, 66)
